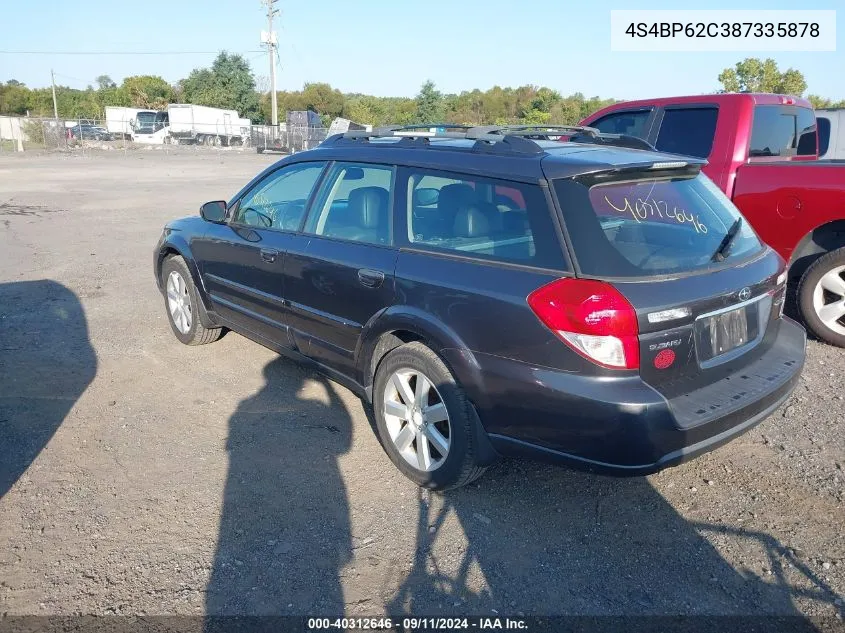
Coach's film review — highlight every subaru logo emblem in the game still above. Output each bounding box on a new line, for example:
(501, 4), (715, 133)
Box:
(738, 287), (751, 302)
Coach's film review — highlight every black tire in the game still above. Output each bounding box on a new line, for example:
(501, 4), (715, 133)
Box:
(372, 342), (487, 490)
(256, 147), (264, 154)
(797, 247), (845, 347)
(160, 256), (222, 346)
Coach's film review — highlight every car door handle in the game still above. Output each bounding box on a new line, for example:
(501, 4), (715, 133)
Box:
(357, 268), (385, 288)
(260, 248), (279, 263)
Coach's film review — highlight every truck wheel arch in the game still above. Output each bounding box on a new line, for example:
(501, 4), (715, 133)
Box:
(788, 220), (845, 281)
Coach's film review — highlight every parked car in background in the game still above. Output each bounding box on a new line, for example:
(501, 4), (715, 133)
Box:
(582, 93), (845, 347)
(154, 125), (805, 490)
(68, 124), (112, 141)
(816, 109), (845, 160)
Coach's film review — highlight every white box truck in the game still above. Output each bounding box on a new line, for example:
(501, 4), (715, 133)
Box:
(104, 107), (156, 139)
(166, 104), (251, 146)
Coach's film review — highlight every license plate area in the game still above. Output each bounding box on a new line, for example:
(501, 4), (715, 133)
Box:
(695, 302), (760, 364)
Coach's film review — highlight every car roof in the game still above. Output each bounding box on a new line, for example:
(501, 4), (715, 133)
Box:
(296, 137), (704, 182)
(589, 92), (814, 111)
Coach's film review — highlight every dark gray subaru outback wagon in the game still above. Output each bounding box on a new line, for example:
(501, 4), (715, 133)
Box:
(154, 124), (806, 490)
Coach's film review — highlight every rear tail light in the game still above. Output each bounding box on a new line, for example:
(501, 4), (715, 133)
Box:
(527, 279), (640, 369)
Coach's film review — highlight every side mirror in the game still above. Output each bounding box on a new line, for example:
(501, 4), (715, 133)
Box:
(200, 200), (227, 223)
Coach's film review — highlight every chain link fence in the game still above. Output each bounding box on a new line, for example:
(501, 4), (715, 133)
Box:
(0, 116), (70, 151)
(251, 124), (328, 154)
(0, 115), (329, 155)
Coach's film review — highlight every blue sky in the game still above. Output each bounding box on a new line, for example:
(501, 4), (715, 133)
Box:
(1, 0), (842, 100)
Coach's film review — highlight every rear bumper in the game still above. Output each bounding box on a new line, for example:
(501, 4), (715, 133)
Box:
(448, 317), (806, 476)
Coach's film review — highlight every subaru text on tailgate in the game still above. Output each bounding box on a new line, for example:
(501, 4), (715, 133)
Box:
(154, 125), (806, 490)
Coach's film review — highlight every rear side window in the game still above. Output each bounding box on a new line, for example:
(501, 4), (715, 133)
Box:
(403, 169), (566, 269)
(817, 116), (831, 156)
(592, 109), (652, 138)
(554, 172), (763, 278)
(750, 105), (817, 157)
(655, 108), (718, 159)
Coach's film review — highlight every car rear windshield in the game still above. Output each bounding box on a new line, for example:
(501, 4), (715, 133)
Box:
(553, 171), (763, 278)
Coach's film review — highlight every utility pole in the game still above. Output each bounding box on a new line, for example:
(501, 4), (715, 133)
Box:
(263, 0), (279, 126)
(50, 69), (59, 121)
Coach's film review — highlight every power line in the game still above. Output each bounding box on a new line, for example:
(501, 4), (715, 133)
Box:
(0, 50), (264, 55)
(263, 0), (280, 126)
(52, 71), (91, 84)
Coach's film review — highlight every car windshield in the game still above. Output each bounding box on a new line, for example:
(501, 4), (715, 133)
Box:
(553, 171), (763, 278)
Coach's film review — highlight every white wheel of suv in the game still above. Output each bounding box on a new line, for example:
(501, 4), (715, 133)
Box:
(161, 256), (222, 346)
(798, 246), (845, 347)
(372, 342), (488, 490)
(383, 368), (451, 472)
(812, 265), (845, 336)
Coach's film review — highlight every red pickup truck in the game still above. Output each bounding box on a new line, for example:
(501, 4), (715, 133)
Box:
(581, 93), (845, 347)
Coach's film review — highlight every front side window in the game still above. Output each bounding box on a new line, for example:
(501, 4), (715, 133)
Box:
(750, 105), (817, 157)
(404, 169), (566, 269)
(305, 162), (394, 245)
(655, 108), (718, 159)
(233, 162), (327, 231)
(592, 109), (652, 138)
(554, 171), (763, 278)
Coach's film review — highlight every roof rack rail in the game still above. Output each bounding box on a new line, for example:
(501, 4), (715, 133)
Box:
(568, 132), (655, 152)
(376, 123), (474, 132)
(327, 123), (656, 154)
(465, 124), (599, 139)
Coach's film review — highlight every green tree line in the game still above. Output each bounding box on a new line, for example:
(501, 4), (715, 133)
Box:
(0, 52), (262, 121)
(261, 80), (619, 127)
(2, 55), (842, 125)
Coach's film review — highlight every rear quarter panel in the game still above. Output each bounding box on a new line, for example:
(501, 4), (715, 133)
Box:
(379, 251), (610, 433)
(733, 163), (845, 261)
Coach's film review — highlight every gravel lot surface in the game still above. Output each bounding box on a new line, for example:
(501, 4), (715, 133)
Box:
(0, 149), (843, 624)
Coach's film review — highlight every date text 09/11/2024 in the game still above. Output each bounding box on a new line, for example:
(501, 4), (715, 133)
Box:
(306, 617), (529, 630)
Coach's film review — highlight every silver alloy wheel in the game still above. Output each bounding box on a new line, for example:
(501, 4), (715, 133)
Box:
(383, 368), (451, 472)
(166, 270), (193, 335)
(812, 264), (845, 336)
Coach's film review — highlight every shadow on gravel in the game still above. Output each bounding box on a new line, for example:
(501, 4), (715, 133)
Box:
(0, 280), (96, 498)
(387, 461), (840, 627)
(203, 354), (839, 628)
(206, 358), (352, 615)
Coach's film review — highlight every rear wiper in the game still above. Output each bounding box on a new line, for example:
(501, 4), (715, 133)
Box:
(711, 218), (743, 262)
